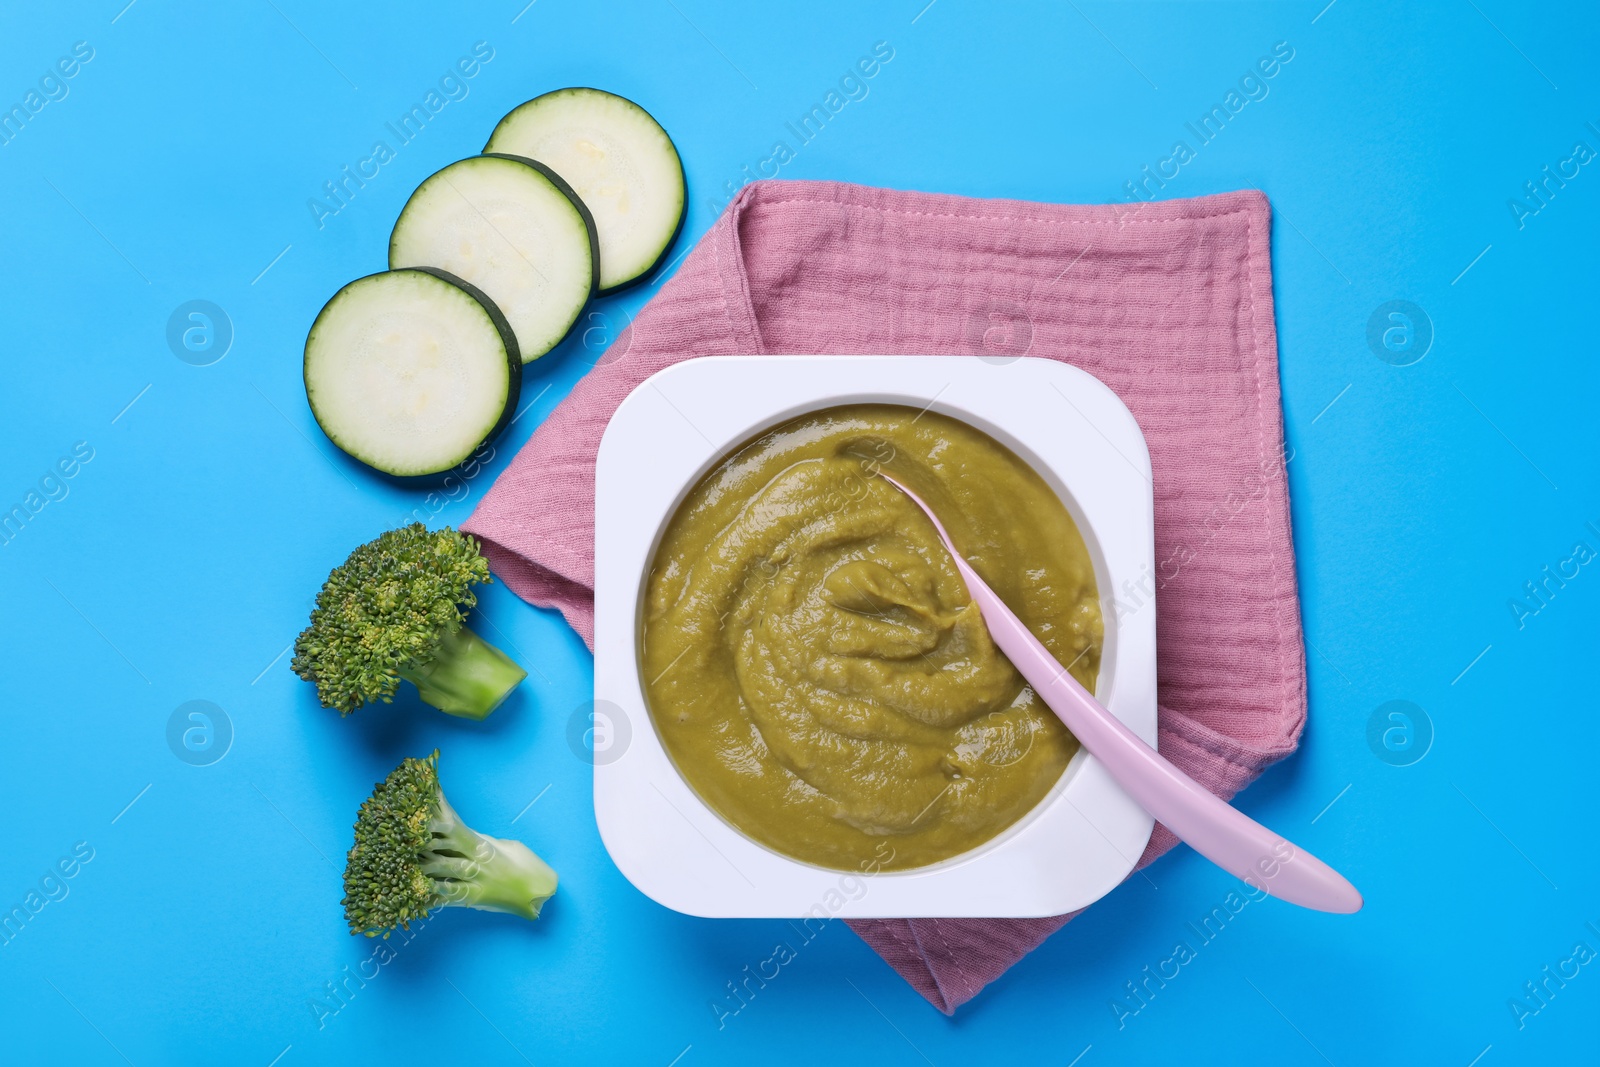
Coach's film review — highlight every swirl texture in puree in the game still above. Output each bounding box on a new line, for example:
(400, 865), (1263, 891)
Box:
(642, 404), (1102, 871)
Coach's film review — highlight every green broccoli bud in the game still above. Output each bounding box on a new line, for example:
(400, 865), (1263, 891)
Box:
(342, 751), (558, 938)
(291, 524), (527, 719)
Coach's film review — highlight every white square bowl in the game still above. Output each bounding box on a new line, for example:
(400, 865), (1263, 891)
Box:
(593, 355), (1155, 918)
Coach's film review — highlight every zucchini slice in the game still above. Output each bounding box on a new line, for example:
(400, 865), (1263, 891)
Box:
(304, 269), (521, 478)
(486, 88), (686, 293)
(390, 155), (598, 363)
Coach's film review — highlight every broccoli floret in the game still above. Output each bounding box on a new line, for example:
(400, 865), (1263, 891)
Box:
(292, 524), (527, 720)
(342, 750), (557, 938)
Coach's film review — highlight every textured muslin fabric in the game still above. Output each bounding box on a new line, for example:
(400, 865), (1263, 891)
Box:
(463, 179), (1306, 1014)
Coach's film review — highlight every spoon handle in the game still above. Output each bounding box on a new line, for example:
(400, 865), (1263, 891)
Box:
(884, 477), (1362, 914)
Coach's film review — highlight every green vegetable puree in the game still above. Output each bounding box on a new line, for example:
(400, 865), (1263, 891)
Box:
(641, 405), (1103, 871)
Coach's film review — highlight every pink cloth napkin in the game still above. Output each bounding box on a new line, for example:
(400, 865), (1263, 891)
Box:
(463, 179), (1306, 1014)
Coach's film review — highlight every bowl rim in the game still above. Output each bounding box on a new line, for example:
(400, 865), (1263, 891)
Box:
(593, 354), (1156, 918)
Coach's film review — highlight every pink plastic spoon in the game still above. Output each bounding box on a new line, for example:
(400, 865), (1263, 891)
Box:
(881, 474), (1362, 914)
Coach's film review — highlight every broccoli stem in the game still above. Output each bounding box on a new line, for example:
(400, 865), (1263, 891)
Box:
(399, 624), (527, 720)
(423, 791), (558, 920)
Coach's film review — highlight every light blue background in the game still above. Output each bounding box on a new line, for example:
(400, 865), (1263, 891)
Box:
(2, 2), (1595, 1064)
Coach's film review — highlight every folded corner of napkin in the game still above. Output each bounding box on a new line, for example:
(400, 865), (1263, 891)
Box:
(464, 178), (1305, 1015)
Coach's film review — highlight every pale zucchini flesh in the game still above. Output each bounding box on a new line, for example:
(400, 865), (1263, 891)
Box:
(303, 269), (520, 477)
